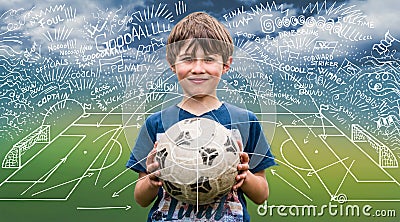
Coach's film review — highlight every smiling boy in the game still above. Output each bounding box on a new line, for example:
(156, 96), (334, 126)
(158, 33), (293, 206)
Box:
(127, 12), (276, 221)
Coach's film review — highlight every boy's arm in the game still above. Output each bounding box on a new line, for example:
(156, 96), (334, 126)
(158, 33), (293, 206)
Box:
(134, 148), (163, 207)
(134, 172), (162, 207)
(233, 152), (269, 205)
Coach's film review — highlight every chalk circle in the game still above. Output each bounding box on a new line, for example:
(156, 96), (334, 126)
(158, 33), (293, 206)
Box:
(381, 72), (389, 81)
(122, 39), (277, 170)
(373, 83), (382, 91)
(336, 193), (348, 204)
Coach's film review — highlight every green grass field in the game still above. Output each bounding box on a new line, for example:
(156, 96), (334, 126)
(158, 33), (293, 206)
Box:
(0, 112), (399, 221)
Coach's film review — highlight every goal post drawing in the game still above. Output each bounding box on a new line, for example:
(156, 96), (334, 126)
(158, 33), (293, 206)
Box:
(351, 124), (398, 168)
(2, 125), (50, 169)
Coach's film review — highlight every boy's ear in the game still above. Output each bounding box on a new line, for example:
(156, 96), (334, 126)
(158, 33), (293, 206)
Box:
(222, 56), (233, 74)
(170, 65), (176, 73)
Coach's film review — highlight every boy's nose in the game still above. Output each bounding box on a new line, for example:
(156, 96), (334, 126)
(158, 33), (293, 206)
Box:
(190, 59), (206, 74)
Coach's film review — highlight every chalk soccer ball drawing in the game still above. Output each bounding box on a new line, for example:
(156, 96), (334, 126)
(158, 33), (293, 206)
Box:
(155, 118), (240, 205)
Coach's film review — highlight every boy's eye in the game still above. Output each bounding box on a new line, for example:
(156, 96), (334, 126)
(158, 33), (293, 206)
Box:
(178, 56), (220, 64)
(204, 57), (215, 63)
(182, 57), (193, 62)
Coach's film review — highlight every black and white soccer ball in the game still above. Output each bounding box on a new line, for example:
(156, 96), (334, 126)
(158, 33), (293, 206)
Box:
(155, 117), (240, 205)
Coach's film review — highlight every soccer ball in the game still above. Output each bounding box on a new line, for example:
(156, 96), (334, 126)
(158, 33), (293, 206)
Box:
(155, 117), (240, 205)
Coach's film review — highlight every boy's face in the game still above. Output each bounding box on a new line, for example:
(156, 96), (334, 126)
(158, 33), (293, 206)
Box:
(171, 41), (232, 99)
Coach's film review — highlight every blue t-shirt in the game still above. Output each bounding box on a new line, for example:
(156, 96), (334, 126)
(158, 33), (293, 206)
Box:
(126, 103), (276, 221)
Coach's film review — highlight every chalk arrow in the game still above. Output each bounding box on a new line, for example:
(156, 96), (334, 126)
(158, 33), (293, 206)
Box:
(77, 205), (131, 211)
(32, 173), (94, 197)
(21, 157), (68, 195)
(112, 192), (119, 198)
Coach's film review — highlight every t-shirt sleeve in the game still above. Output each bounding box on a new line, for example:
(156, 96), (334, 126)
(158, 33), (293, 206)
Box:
(126, 117), (157, 173)
(245, 112), (277, 174)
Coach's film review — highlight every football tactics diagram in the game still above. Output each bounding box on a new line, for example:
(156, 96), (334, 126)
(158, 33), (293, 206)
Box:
(269, 109), (400, 204)
(0, 107), (399, 206)
(0, 113), (118, 200)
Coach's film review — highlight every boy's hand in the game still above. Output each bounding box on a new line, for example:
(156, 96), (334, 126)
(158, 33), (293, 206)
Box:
(233, 141), (249, 191)
(233, 152), (249, 191)
(145, 142), (163, 188)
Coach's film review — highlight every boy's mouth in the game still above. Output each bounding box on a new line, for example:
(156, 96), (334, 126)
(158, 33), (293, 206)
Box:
(187, 77), (209, 84)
